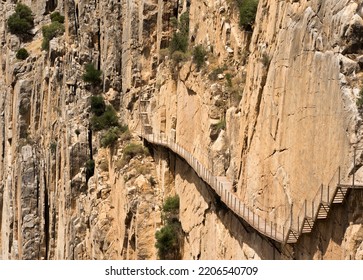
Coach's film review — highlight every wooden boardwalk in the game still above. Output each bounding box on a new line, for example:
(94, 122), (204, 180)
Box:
(139, 98), (363, 244)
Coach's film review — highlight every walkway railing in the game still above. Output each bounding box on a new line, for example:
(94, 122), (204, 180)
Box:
(138, 97), (363, 244)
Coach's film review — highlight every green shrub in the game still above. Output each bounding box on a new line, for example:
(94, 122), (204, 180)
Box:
(90, 105), (119, 131)
(7, 4), (34, 36)
(101, 105), (118, 126)
(101, 127), (120, 148)
(171, 50), (188, 64)
(50, 11), (65, 23)
(82, 63), (102, 85)
(155, 224), (180, 259)
(239, 0), (259, 29)
(169, 11), (190, 54)
(155, 193), (181, 259)
(123, 143), (148, 160)
(192, 45), (207, 70)
(85, 159), (95, 176)
(163, 195), (180, 213)
(90, 95), (106, 116)
(42, 21), (65, 50)
(119, 124), (129, 134)
(16, 48), (29, 60)
(170, 17), (178, 28)
(179, 12), (189, 35)
(169, 32), (188, 54)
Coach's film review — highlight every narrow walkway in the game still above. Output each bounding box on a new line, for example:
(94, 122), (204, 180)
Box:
(139, 98), (363, 244)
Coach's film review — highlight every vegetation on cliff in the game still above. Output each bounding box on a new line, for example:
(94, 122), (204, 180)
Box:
(50, 11), (65, 24)
(192, 45), (207, 71)
(91, 105), (119, 131)
(16, 48), (29, 60)
(155, 195), (182, 259)
(41, 12), (65, 50)
(238, 0), (259, 29)
(169, 11), (190, 55)
(83, 64), (103, 86)
(7, 3), (34, 36)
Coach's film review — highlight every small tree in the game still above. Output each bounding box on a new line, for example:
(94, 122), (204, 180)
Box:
(155, 224), (180, 260)
(171, 51), (188, 64)
(42, 21), (65, 50)
(155, 194), (182, 259)
(123, 143), (148, 160)
(7, 3), (34, 36)
(163, 195), (180, 213)
(90, 95), (106, 116)
(169, 11), (189, 55)
(82, 63), (102, 85)
(239, 0), (259, 29)
(192, 45), (207, 71)
(90, 105), (119, 131)
(101, 127), (120, 148)
(50, 11), (65, 23)
(179, 12), (189, 35)
(85, 159), (95, 177)
(169, 32), (188, 54)
(16, 48), (29, 60)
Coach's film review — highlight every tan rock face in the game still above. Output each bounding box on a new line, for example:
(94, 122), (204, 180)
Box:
(0, 0), (362, 260)
(232, 1), (359, 227)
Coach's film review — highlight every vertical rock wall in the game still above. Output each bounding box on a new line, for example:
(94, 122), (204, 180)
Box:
(0, 0), (362, 260)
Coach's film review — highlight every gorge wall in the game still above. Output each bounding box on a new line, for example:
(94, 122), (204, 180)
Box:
(0, 0), (362, 260)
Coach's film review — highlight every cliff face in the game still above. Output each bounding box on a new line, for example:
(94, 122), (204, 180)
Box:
(0, 0), (362, 260)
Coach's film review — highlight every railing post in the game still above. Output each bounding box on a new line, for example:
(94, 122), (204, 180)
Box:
(353, 149), (356, 187)
(305, 199), (307, 217)
(312, 200), (314, 218)
(258, 215), (260, 229)
(338, 166), (341, 186)
(290, 203), (293, 229)
(283, 226), (285, 241)
(265, 218), (267, 233)
(321, 184), (323, 203)
(270, 221), (273, 237)
(327, 185), (330, 203)
(275, 223), (277, 238)
(297, 215), (300, 233)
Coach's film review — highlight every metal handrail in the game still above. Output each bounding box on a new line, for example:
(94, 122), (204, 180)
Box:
(138, 96), (361, 244)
